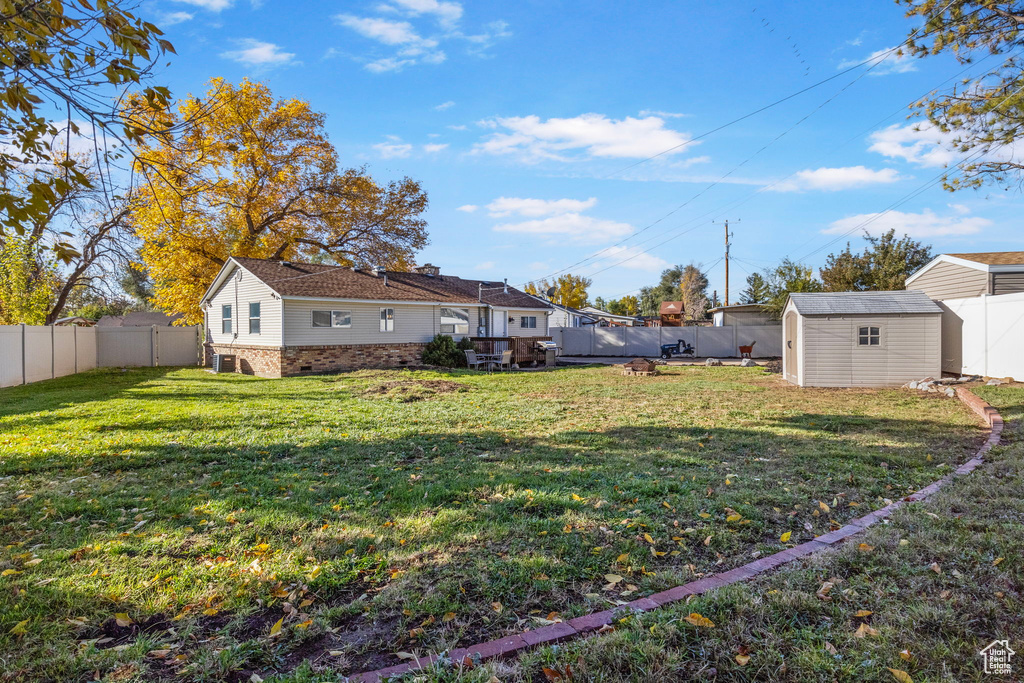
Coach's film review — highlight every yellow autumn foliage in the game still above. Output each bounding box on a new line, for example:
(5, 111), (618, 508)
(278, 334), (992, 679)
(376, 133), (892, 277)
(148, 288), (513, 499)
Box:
(128, 78), (429, 324)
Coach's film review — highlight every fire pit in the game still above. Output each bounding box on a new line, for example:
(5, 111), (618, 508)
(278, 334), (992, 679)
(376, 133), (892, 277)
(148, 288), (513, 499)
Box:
(623, 358), (658, 376)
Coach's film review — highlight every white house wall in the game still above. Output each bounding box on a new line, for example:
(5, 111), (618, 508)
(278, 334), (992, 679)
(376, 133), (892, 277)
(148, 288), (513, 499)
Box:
(281, 299), (490, 346)
(800, 314), (941, 387)
(939, 293), (1024, 380)
(206, 266), (283, 347)
(505, 309), (549, 336)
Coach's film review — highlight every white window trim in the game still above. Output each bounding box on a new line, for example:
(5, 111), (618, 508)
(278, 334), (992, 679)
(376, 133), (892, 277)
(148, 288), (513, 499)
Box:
(521, 315), (538, 329)
(380, 307), (395, 333)
(222, 304), (232, 334)
(440, 307), (470, 335)
(249, 302), (261, 335)
(311, 309), (352, 329)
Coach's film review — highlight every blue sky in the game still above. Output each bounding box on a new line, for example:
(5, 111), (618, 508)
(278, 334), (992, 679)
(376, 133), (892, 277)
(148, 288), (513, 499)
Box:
(144, 0), (1023, 301)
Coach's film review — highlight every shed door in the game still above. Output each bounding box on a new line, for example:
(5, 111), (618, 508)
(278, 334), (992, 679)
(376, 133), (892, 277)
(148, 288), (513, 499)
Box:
(784, 311), (797, 384)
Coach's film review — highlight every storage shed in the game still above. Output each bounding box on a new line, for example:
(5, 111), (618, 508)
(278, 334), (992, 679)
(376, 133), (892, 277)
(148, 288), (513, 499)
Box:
(783, 291), (942, 388)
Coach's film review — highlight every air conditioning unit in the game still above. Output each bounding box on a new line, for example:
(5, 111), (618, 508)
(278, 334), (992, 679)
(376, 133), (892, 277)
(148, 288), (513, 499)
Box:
(212, 353), (236, 373)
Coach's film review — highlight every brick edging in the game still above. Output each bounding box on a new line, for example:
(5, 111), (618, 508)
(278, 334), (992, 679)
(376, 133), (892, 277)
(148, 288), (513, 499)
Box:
(346, 388), (1003, 682)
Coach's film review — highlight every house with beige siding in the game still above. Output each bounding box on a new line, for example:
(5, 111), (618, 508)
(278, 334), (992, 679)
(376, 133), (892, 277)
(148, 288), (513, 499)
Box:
(906, 251), (1024, 380)
(783, 291), (942, 388)
(200, 258), (551, 377)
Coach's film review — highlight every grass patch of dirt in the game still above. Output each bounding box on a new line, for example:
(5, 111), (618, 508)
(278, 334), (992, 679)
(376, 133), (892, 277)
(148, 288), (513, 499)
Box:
(363, 379), (469, 402)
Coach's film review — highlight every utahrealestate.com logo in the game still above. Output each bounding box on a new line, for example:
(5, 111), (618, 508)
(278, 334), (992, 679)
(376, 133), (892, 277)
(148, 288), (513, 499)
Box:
(980, 640), (1015, 676)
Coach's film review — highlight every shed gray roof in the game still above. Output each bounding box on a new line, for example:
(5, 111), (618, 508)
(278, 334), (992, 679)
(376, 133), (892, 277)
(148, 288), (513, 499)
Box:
(788, 290), (942, 316)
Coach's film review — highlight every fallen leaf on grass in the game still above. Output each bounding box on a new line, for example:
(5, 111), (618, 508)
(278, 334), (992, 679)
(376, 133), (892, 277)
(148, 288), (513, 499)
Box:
(684, 613), (715, 628)
(250, 675), (264, 683)
(816, 581), (834, 600)
(396, 652), (417, 661)
(899, 650), (912, 661)
(735, 654), (750, 665)
(604, 574), (622, 584)
(726, 513), (742, 523)
(857, 543), (874, 552)
(1, 569), (22, 577)
(268, 617), (284, 637)
(819, 501), (830, 513)
(202, 608), (219, 617)
(780, 531), (792, 543)
(824, 642), (838, 655)
(148, 649), (170, 658)
(854, 623), (879, 638)
(887, 668), (913, 683)
(853, 610), (873, 618)
(929, 563), (941, 574)
(442, 612), (456, 623)
(114, 613), (133, 627)
(9, 620), (28, 636)
(993, 557), (1004, 566)
(616, 553), (629, 563)
(23, 559), (42, 567)
(643, 533), (655, 544)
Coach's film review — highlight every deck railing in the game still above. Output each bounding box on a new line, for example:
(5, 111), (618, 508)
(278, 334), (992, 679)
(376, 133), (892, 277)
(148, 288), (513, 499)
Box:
(469, 336), (552, 365)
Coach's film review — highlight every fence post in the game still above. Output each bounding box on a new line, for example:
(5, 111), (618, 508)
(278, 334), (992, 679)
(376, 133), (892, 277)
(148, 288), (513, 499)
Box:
(695, 326), (700, 358)
(74, 325), (78, 374)
(732, 325), (738, 357)
(21, 323), (26, 385)
(152, 326), (158, 367)
(50, 324), (55, 379)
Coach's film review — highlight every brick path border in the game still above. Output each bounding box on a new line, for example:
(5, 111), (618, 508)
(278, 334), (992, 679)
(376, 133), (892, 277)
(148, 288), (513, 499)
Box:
(347, 387), (1004, 682)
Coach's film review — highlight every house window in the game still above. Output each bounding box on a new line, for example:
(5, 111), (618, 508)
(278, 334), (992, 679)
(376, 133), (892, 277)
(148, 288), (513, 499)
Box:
(440, 307), (469, 334)
(521, 315), (537, 329)
(312, 310), (352, 328)
(249, 302), (261, 334)
(222, 305), (232, 334)
(380, 307), (395, 332)
(858, 326), (880, 346)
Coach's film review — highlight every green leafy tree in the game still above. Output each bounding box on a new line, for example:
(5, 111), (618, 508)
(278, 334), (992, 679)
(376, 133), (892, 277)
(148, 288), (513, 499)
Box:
(820, 230), (933, 291)
(740, 273), (771, 303)
(0, 236), (60, 324)
(592, 296), (608, 311)
(606, 295), (639, 316)
(899, 1), (1024, 189)
(763, 259), (823, 319)
(0, 0), (176, 261)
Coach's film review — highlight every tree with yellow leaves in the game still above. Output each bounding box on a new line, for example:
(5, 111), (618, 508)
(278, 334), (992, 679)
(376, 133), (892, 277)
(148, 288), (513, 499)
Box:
(128, 78), (429, 324)
(524, 273), (591, 309)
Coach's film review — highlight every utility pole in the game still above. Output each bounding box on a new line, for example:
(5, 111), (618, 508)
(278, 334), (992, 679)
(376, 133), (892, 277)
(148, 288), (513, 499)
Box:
(724, 220), (732, 306)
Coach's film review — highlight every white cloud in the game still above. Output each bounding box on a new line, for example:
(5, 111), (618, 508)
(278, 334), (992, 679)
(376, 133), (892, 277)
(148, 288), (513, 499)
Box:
(434, 100), (455, 111)
(172, 0), (232, 11)
(868, 122), (957, 167)
(160, 11), (194, 25)
(474, 113), (695, 161)
(373, 141), (414, 158)
(486, 196), (597, 218)
(386, 0), (463, 28)
(588, 245), (669, 271)
(423, 143), (449, 153)
(448, 124), (468, 131)
(493, 213), (633, 243)
(474, 260), (495, 270)
(456, 204), (478, 212)
(838, 45), (916, 75)
(336, 15), (428, 45)
(220, 39), (296, 66)
(769, 166), (903, 192)
(638, 109), (688, 119)
(824, 208), (991, 238)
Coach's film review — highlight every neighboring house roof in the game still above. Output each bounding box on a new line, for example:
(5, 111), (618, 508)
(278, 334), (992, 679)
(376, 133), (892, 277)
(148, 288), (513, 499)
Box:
(659, 301), (684, 315)
(97, 311), (183, 327)
(907, 251), (1024, 285)
(54, 316), (96, 326)
(535, 298), (596, 319)
(204, 257), (550, 310)
(580, 306), (637, 321)
(787, 290), (942, 316)
(706, 303), (767, 314)
(946, 251), (1024, 265)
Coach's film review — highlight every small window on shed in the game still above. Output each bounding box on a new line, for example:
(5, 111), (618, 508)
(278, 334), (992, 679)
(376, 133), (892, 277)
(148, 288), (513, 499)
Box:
(222, 305), (232, 334)
(521, 315), (537, 329)
(858, 326), (880, 346)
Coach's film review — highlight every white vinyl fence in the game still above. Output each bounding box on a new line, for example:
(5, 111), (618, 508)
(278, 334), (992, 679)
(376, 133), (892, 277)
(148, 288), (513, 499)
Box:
(938, 293), (1024, 380)
(0, 325), (200, 388)
(551, 324), (783, 358)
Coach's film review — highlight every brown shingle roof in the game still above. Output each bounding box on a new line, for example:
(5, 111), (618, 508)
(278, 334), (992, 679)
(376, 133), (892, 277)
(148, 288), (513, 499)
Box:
(659, 301), (684, 315)
(233, 257), (549, 309)
(947, 251), (1024, 266)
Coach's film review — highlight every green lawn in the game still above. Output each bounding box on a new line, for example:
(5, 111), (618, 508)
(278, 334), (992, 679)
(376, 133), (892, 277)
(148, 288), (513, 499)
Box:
(426, 385), (1024, 683)
(0, 366), (986, 682)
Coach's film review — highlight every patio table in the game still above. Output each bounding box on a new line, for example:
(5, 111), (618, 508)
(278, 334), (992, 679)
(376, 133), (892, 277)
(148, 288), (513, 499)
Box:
(476, 353), (502, 372)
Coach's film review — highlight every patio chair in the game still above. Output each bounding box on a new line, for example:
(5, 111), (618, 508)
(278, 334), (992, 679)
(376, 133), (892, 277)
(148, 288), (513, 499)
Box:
(464, 349), (487, 371)
(498, 349), (513, 371)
